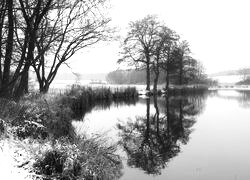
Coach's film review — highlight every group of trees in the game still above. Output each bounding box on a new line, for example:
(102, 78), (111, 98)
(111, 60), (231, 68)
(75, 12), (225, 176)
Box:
(106, 67), (208, 85)
(0, 2), (207, 99)
(118, 15), (207, 93)
(0, 0), (110, 98)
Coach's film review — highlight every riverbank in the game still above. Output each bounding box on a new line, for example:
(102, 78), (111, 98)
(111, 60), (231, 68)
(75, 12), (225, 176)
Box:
(0, 127), (123, 180)
(0, 85), (139, 180)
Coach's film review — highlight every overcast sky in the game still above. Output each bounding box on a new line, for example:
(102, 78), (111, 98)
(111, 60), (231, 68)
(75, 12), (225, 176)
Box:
(65, 0), (250, 75)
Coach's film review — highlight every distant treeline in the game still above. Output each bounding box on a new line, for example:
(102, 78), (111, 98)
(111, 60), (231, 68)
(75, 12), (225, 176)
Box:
(106, 69), (214, 86)
(106, 69), (163, 84)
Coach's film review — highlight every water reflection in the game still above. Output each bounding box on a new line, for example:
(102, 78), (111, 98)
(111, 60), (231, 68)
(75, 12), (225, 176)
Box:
(74, 97), (138, 119)
(209, 90), (250, 108)
(117, 94), (207, 175)
(238, 91), (250, 108)
(71, 90), (250, 179)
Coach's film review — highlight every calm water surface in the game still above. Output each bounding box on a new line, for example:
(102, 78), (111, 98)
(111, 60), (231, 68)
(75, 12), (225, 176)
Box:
(73, 90), (250, 180)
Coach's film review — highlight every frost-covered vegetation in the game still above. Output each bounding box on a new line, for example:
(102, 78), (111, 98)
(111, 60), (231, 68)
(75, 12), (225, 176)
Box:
(0, 85), (138, 179)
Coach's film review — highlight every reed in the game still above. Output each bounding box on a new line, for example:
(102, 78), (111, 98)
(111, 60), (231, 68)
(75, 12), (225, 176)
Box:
(64, 85), (138, 118)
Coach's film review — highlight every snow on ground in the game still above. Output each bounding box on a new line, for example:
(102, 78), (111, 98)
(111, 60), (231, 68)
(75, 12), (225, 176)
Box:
(0, 137), (41, 180)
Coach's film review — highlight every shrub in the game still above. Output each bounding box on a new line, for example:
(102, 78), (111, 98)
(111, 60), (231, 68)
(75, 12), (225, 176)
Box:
(33, 137), (123, 180)
(15, 121), (48, 139)
(0, 98), (27, 122)
(0, 95), (75, 140)
(34, 150), (67, 176)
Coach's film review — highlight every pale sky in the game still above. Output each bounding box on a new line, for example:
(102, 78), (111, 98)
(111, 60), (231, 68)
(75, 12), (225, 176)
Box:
(65, 0), (250, 75)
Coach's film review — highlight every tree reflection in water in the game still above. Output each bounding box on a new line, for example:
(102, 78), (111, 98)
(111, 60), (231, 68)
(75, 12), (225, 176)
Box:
(117, 93), (206, 175)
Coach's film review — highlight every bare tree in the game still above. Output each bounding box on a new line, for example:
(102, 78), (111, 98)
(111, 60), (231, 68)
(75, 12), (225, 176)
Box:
(0, 1), (6, 87)
(151, 26), (177, 94)
(176, 41), (190, 85)
(32, 0), (111, 93)
(0, 0), (24, 97)
(169, 40), (204, 85)
(0, 0), (54, 98)
(14, 0), (54, 98)
(119, 15), (162, 92)
(0, 0), (14, 97)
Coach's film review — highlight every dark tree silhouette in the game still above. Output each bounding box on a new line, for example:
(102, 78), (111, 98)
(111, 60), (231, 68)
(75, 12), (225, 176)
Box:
(0, 0), (111, 97)
(0, 0), (54, 98)
(118, 15), (163, 92)
(32, 0), (111, 93)
(151, 26), (177, 94)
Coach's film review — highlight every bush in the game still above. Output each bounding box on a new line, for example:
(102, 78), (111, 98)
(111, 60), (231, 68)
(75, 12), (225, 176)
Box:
(15, 121), (48, 139)
(34, 150), (67, 176)
(0, 98), (26, 122)
(0, 95), (75, 140)
(0, 98), (49, 139)
(33, 137), (123, 180)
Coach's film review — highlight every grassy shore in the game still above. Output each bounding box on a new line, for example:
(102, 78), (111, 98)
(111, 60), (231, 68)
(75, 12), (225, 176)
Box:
(0, 85), (139, 180)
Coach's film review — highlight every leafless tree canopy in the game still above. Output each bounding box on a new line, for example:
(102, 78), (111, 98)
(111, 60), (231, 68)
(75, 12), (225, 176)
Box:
(119, 15), (205, 92)
(0, 0), (111, 97)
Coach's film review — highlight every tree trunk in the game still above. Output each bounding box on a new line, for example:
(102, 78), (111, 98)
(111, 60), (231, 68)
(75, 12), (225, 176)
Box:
(14, 22), (37, 99)
(145, 98), (150, 141)
(165, 70), (170, 90)
(39, 81), (49, 93)
(1, 0), (14, 97)
(146, 61), (150, 92)
(179, 54), (184, 85)
(0, 0), (6, 87)
(153, 69), (159, 95)
(153, 95), (159, 134)
(166, 94), (170, 136)
(14, 64), (29, 99)
(24, 71), (29, 93)
(179, 63), (183, 85)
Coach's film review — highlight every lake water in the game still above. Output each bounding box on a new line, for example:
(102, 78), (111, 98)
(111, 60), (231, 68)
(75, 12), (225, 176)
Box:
(73, 90), (250, 180)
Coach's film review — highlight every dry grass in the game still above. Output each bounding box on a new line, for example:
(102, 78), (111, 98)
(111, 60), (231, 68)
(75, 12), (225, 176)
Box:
(33, 136), (123, 180)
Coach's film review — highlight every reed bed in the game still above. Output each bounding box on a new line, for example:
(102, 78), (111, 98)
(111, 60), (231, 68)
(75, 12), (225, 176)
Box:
(64, 85), (138, 118)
